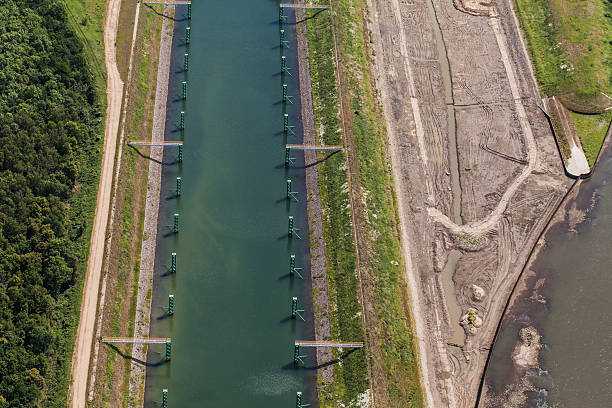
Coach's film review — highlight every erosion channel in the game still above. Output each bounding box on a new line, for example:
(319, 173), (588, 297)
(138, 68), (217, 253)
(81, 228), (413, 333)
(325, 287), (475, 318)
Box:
(142, 2), (316, 406)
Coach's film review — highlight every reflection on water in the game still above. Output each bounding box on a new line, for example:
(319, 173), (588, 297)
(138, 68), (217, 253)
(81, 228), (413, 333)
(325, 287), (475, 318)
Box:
(482, 147), (612, 407)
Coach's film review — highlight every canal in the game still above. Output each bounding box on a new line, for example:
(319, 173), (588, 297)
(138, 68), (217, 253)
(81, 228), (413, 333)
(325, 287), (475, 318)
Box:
(143, 1), (317, 406)
(482, 142), (612, 407)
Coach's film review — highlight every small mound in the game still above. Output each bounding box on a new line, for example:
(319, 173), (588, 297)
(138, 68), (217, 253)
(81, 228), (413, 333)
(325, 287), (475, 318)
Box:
(558, 92), (612, 114)
(453, 0), (495, 16)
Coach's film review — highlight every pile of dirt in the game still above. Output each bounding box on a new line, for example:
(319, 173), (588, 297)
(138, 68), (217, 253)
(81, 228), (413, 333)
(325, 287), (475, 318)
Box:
(453, 0), (495, 16)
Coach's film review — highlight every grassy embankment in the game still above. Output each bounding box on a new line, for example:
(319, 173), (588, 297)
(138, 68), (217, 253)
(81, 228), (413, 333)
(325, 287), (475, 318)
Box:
(86, 2), (166, 406)
(306, 1), (424, 406)
(514, 0), (612, 166)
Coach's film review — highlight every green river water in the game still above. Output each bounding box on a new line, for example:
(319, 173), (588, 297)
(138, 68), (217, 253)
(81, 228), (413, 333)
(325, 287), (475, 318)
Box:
(143, 2), (316, 406)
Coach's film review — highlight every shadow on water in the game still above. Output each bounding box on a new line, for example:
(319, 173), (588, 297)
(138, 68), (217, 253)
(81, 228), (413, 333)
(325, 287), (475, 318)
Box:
(128, 145), (179, 166)
(105, 344), (169, 368)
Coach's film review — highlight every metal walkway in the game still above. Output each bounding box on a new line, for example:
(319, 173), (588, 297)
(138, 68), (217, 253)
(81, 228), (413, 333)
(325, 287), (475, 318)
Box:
(127, 141), (183, 146)
(286, 144), (344, 151)
(280, 3), (330, 9)
(295, 340), (364, 348)
(143, 1), (191, 4)
(101, 337), (171, 344)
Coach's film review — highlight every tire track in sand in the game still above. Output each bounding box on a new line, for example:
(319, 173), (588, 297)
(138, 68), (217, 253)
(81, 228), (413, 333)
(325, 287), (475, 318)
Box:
(69, 0), (124, 406)
(427, 17), (537, 237)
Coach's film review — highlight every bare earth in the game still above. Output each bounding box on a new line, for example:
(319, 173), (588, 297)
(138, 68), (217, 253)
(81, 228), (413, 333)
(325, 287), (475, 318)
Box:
(69, 0), (124, 406)
(365, 0), (569, 406)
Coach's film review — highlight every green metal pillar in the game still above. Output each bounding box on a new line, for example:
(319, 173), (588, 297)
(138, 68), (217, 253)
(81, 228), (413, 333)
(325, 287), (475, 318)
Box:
(286, 179), (298, 202)
(288, 215), (301, 239)
(281, 55), (292, 76)
(292, 297), (305, 321)
(284, 148), (295, 167)
(178, 145), (183, 163)
(176, 177), (182, 196)
(184, 53), (189, 71)
(180, 111), (185, 130)
(168, 294), (175, 315)
(165, 341), (172, 361)
(182, 81), (187, 100)
(279, 5), (287, 23)
(284, 113), (295, 135)
(173, 213), (179, 233)
(185, 26), (191, 44)
(282, 83), (293, 104)
(290, 254), (303, 279)
(187, 3), (191, 19)
(171, 252), (177, 273)
(162, 389), (168, 408)
(280, 29), (288, 48)
(293, 344), (305, 365)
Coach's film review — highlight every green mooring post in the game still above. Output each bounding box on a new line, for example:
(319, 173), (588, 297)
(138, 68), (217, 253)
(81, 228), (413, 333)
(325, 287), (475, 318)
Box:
(294, 344), (306, 365)
(173, 213), (179, 233)
(185, 26), (191, 44)
(288, 216), (301, 239)
(292, 297), (305, 321)
(279, 5), (287, 23)
(184, 53), (189, 71)
(283, 83), (293, 104)
(179, 111), (185, 130)
(187, 3), (192, 19)
(162, 389), (168, 408)
(284, 148), (295, 167)
(176, 177), (182, 196)
(165, 341), (172, 361)
(280, 29), (288, 48)
(296, 392), (310, 407)
(289, 254), (303, 279)
(182, 81), (187, 100)
(281, 55), (292, 76)
(168, 294), (175, 315)
(178, 145), (183, 163)
(171, 252), (177, 273)
(284, 113), (295, 135)
(286, 179), (298, 202)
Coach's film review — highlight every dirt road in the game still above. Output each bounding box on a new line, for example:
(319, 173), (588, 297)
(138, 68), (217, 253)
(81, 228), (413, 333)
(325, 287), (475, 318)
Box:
(69, 0), (124, 406)
(366, 0), (568, 406)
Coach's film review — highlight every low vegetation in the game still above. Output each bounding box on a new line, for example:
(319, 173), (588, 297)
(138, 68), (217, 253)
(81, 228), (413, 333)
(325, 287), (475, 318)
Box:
(0, 0), (104, 405)
(307, 1), (424, 406)
(514, 0), (612, 166)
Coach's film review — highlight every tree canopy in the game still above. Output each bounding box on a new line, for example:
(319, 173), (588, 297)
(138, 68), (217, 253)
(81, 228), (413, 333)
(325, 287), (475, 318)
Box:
(0, 0), (102, 406)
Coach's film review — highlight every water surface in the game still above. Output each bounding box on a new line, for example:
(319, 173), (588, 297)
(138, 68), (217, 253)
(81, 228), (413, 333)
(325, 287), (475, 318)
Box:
(143, 2), (316, 406)
(483, 145), (612, 407)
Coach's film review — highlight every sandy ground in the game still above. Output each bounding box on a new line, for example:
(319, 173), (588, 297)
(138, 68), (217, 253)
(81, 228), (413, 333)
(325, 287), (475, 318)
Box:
(69, 0), (124, 406)
(127, 8), (173, 406)
(87, 2), (141, 402)
(365, 0), (569, 406)
(544, 96), (590, 176)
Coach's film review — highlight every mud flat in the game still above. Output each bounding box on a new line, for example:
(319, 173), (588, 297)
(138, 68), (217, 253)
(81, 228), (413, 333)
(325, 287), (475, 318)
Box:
(366, 0), (570, 405)
(481, 137), (612, 407)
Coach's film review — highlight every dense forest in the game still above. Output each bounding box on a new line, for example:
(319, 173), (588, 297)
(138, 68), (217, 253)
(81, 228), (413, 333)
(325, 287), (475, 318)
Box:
(0, 0), (102, 406)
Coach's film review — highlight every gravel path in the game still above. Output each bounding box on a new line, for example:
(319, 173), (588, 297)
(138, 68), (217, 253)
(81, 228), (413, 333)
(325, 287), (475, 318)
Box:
(295, 5), (334, 387)
(127, 9), (174, 407)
